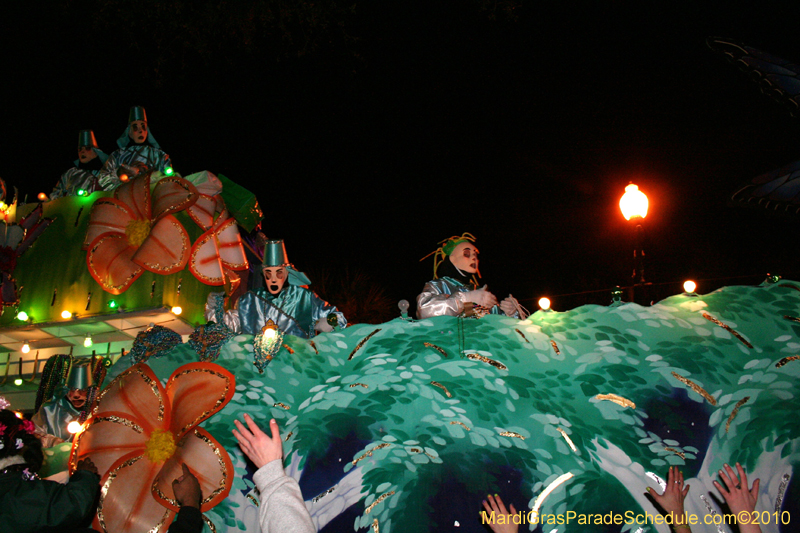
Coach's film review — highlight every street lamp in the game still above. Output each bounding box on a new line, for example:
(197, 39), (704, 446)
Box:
(620, 183), (648, 302)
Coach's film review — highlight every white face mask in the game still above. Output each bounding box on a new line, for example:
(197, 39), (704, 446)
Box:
(263, 266), (288, 295)
(449, 242), (479, 274)
(129, 120), (148, 144)
(78, 146), (97, 164)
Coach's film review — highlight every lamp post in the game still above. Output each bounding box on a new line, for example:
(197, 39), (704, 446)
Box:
(619, 183), (648, 303)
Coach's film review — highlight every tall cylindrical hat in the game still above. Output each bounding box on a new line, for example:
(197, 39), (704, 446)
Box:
(66, 359), (94, 390)
(77, 130), (99, 149)
(128, 106), (148, 123)
(262, 240), (290, 267)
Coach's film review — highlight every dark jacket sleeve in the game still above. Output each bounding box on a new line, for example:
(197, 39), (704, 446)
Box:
(4, 470), (100, 531)
(167, 506), (204, 533)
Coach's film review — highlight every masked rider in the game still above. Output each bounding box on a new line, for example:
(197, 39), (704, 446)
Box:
(50, 130), (108, 199)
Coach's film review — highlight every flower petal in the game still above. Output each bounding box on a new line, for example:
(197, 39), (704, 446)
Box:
(131, 215), (190, 275)
(188, 226), (226, 286)
(87, 233), (143, 295)
(151, 177), (199, 222)
(93, 364), (170, 435)
(215, 218), (248, 270)
(70, 414), (148, 477)
(152, 427), (234, 513)
(94, 451), (175, 533)
(187, 194), (218, 230)
(165, 363), (235, 438)
(83, 198), (136, 250)
(0, 224), (24, 250)
(115, 173), (152, 221)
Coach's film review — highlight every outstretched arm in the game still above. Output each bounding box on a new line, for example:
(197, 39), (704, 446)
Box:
(646, 466), (691, 532)
(714, 463), (761, 533)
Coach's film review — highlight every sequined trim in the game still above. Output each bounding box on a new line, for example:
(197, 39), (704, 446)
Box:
(671, 372), (717, 405)
(702, 312), (753, 348)
(246, 493), (260, 507)
(273, 402), (291, 410)
(465, 353), (508, 370)
(94, 415), (144, 433)
(550, 340), (560, 355)
(515, 329), (530, 343)
(98, 455), (144, 532)
(423, 342), (450, 358)
(365, 491), (395, 514)
(284, 432), (293, 442)
(531, 473), (573, 520)
(309, 341), (318, 354)
(776, 355), (800, 368)
(700, 494), (725, 533)
(348, 329), (381, 360)
(202, 515), (218, 533)
(556, 427), (577, 452)
(282, 343), (294, 354)
(137, 367), (166, 421)
(349, 383), (369, 389)
(783, 315), (800, 324)
(372, 519), (380, 532)
(499, 431), (525, 440)
(664, 447), (685, 460)
(352, 443), (391, 466)
(194, 429), (229, 503)
(173, 368), (232, 435)
(779, 283), (800, 292)
(775, 473), (790, 511)
(595, 393), (635, 409)
(449, 421), (471, 431)
(430, 381), (452, 398)
(312, 486), (335, 503)
(725, 396), (750, 433)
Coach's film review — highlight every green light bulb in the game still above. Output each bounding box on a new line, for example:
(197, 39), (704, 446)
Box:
(164, 167), (174, 176)
(77, 189), (87, 196)
(108, 300), (118, 309)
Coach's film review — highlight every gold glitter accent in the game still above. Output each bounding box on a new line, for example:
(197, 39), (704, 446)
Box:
(702, 312), (753, 348)
(309, 341), (318, 354)
(531, 472), (574, 520)
(515, 329), (530, 343)
(352, 443), (391, 466)
(550, 340), (560, 355)
(779, 283), (800, 292)
(194, 429), (229, 503)
(137, 367), (165, 422)
(671, 372), (717, 406)
(450, 421), (471, 431)
(410, 447), (422, 453)
(98, 455), (174, 533)
(349, 329), (381, 360)
(776, 355), (800, 368)
(430, 381), (452, 398)
(372, 519), (380, 533)
(349, 383), (369, 389)
(726, 397), (750, 433)
(556, 427), (578, 452)
(499, 431), (525, 440)
(783, 315), (800, 324)
(246, 493), (260, 507)
(173, 367), (232, 435)
(284, 432), (293, 442)
(465, 353), (508, 371)
(202, 515), (218, 533)
(664, 447), (686, 460)
(282, 343), (294, 354)
(312, 486), (335, 503)
(423, 342), (450, 358)
(93, 415), (144, 433)
(365, 491), (395, 514)
(273, 402), (291, 410)
(595, 393), (635, 409)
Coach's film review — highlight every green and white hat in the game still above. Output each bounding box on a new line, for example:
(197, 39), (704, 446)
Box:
(262, 239), (311, 286)
(78, 130), (99, 149)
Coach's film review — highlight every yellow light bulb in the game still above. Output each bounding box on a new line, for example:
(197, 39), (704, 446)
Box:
(683, 280), (697, 293)
(620, 183), (649, 220)
(171, 306), (182, 315)
(21, 342), (30, 353)
(67, 421), (83, 434)
(61, 310), (72, 319)
(538, 297), (551, 310)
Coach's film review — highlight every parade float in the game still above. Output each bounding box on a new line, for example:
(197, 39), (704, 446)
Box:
(0, 170), (798, 533)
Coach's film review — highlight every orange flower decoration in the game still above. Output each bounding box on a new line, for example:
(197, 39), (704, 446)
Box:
(83, 173), (198, 294)
(70, 362), (235, 533)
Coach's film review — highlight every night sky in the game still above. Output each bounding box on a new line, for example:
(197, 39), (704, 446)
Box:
(3, 1), (800, 315)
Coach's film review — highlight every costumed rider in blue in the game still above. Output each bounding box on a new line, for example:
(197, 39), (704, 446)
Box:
(32, 359), (94, 448)
(98, 105), (173, 190)
(206, 239), (347, 338)
(417, 233), (526, 319)
(49, 130), (108, 199)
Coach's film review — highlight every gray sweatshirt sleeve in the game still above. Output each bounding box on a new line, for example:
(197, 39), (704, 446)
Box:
(253, 460), (316, 533)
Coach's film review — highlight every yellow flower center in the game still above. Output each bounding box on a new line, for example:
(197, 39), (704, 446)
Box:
(144, 429), (176, 463)
(125, 219), (152, 248)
